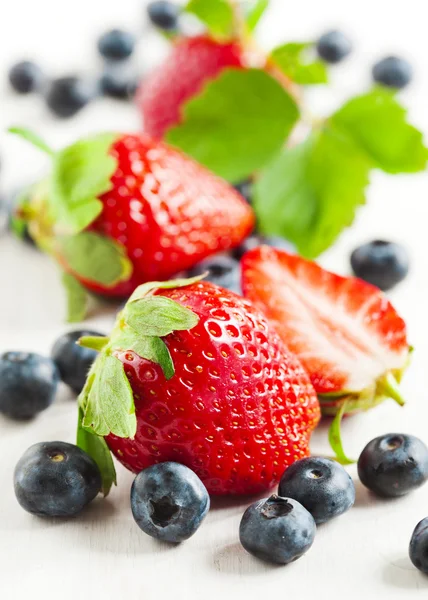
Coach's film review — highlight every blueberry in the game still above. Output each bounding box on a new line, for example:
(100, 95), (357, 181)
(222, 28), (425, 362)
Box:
(278, 457), (355, 524)
(45, 77), (96, 118)
(239, 495), (316, 565)
(372, 56), (413, 89)
(358, 434), (428, 498)
(51, 330), (104, 394)
(131, 462), (210, 543)
(8, 61), (44, 94)
(0, 352), (59, 420)
(409, 518), (428, 574)
(97, 29), (136, 62)
(350, 240), (409, 291)
(14, 441), (101, 517)
(232, 234), (294, 260)
(147, 1), (180, 30)
(234, 180), (253, 205)
(99, 68), (138, 100)
(316, 30), (352, 64)
(187, 254), (241, 294)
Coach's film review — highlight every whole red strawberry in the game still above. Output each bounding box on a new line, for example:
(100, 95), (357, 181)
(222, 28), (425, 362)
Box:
(137, 35), (245, 138)
(241, 246), (410, 418)
(76, 277), (320, 496)
(11, 129), (254, 319)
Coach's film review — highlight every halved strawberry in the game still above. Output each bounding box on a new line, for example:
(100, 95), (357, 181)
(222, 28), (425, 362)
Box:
(241, 246), (410, 426)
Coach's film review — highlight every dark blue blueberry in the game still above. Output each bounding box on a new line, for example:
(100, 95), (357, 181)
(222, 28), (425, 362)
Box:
(372, 56), (413, 89)
(147, 1), (180, 30)
(316, 30), (352, 64)
(187, 254), (241, 294)
(358, 434), (428, 498)
(8, 61), (44, 94)
(97, 29), (136, 62)
(350, 240), (409, 291)
(0, 352), (59, 420)
(234, 180), (253, 205)
(14, 441), (101, 517)
(131, 462), (210, 543)
(232, 234), (294, 260)
(45, 77), (96, 118)
(99, 68), (139, 100)
(409, 518), (428, 574)
(239, 495), (316, 565)
(278, 457), (355, 524)
(51, 330), (104, 394)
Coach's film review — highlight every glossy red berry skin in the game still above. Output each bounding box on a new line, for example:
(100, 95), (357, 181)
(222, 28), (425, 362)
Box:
(106, 282), (320, 495)
(137, 36), (245, 139)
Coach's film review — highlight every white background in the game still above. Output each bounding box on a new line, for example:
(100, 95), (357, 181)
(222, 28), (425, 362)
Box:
(1, 1), (428, 598)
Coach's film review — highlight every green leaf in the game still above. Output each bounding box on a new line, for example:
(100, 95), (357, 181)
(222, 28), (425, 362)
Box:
(78, 336), (110, 352)
(77, 406), (117, 496)
(112, 329), (175, 380)
(62, 272), (89, 322)
(167, 69), (299, 183)
(245, 0), (269, 31)
(128, 274), (205, 303)
(328, 401), (356, 465)
(8, 127), (54, 156)
(186, 0), (234, 38)
(49, 132), (118, 233)
(125, 296), (199, 337)
(271, 42), (328, 85)
(332, 88), (428, 173)
(83, 353), (136, 438)
(255, 127), (371, 257)
(58, 232), (133, 287)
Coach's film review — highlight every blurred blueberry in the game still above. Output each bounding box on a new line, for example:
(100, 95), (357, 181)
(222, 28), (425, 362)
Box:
(350, 240), (409, 291)
(147, 1), (180, 31)
(316, 30), (352, 64)
(45, 76), (96, 118)
(372, 56), (413, 89)
(97, 29), (136, 62)
(233, 234), (294, 260)
(100, 67), (139, 100)
(187, 254), (241, 294)
(8, 61), (44, 94)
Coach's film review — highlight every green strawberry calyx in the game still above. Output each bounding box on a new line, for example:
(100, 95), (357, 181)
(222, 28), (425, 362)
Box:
(8, 127), (133, 322)
(76, 275), (204, 496)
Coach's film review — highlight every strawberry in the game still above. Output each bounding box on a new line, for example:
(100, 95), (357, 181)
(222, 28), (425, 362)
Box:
(241, 246), (411, 427)
(76, 277), (320, 496)
(137, 35), (245, 138)
(10, 128), (254, 319)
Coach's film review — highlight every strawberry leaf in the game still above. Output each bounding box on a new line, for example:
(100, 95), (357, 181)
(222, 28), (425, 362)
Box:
(8, 127), (54, 156)
(166, 69), (299, 183)
(77, 405), (117, 496)
(255, 127), (371, 258)
(128, 274), (205, 303)
(50, 133), (119, 234)
(331, 88), (428, 173)
(124, 296), (199, 337)
(112, 330), (175, 380)
(271, 42), (328, 85)
(58, 232), (133, 287)
(83, 353), (136, 438)
(245, 0), (269, 31)
(185, 0), (234, 38)
(62, 272), (89, 323)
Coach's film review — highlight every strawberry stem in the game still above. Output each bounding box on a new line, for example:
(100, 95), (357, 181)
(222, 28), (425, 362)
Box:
(78, 336), (110, 352)
(378, 372), (406, 407)
(328, 400), (356, 465)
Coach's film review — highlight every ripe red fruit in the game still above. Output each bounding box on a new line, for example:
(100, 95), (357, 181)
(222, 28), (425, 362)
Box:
(137, 35), (245, 138)
(241, 246), (410, 417)
(105, 281), (320, 495)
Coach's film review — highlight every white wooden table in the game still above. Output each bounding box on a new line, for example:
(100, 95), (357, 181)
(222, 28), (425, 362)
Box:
(1, 1), (428, 598)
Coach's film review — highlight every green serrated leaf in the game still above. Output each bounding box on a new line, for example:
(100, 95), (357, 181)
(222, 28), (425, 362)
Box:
(332, 88), (427, 173)
(167, 69), (299, 183)
(49, 132), (119, 234)
(112, 329), (175, 380)
(77, 405), (117, 496)
(271, 42), (328, 85)
(255, 126), (371, 258)
(125, 296), (199, 337)
(58, 232), (132, 287)
(186, 0), (234, 38)
(245, 0), (269, 31)
(62, 272), (89, 322)
(328, 401), (356, 465)
(128, 274), (205, 303)
(83, 353), (136, 438)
